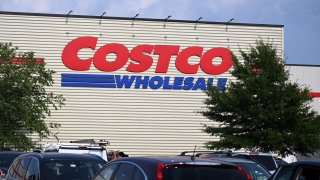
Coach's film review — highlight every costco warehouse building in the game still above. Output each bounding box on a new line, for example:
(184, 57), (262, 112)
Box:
(0, 11), (319, 156)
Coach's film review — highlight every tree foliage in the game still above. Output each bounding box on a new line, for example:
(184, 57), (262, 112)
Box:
(0, 42), (64, 151)
(201, 40), (320, 156)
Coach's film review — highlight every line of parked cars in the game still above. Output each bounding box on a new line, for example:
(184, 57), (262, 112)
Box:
(1, 140), (319, 180)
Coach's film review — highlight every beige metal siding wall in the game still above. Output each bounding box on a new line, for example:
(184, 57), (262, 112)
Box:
(286, 65), (320, 113)
(0, 12), (283, 156)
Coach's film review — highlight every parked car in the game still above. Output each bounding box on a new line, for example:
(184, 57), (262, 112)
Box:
(270, 160), (320, 180)
(203, 157), (271, 180)
(43, 139), (110, 162)
(92, 156), (253, 180)
(180, 150), (278, 173)
(0, 151), (25, 178)
(4, 153), (106, 180)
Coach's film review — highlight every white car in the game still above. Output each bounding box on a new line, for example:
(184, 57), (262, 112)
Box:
(43, 139), (110, 162)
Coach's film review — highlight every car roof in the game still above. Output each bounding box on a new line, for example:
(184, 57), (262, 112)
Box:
(290, 160), (320, 166)
(0, 151), (25, 155)
(206, 157), (258, 164)
(180, 150), (273, 157)
(18, 152), (106, 161)
(111, 156), (237, 166)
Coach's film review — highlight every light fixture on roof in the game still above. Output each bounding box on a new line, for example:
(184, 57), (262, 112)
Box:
(225, 18), (234, 31)
(99, 12), (106, 25)
(66, 10), (73, 23)
(227, 18), (234, 24)
(163, 15), (171, 28)
(133, 13), (139, 19)
(131, 13), (139, 27)
(194, 17), (203, 30)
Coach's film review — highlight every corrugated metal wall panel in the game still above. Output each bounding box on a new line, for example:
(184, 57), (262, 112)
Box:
(286, 65), (320, 113)
(0, 12), (284, 156)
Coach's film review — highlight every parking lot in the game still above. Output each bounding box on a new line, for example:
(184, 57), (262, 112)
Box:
(1, 139), (319, 180)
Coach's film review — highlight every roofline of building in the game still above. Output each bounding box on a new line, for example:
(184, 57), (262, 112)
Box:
(286, 64), (320, 67)
(0, 11), (284, 28)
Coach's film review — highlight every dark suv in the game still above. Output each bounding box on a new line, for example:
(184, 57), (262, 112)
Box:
(93, 156), (253, 180)
(180, 151), (278, 173)
(270, 160), (320, 180)
(4, 153), (106, 180)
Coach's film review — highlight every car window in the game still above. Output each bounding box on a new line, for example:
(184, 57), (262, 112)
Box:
(131, 167), (145, 180)
(275, 158), (288, 167)
(9, 158), (21, 178)
(94, 163), (119, 180)
(298, 166), (320, 180)
(247, 155), (277, 172)
(163, 165), (248, 180)
(273, 166), (295, 180)
(43, 159), (105, 180)
(10, 157), (30, 180)
(26, 158), (39, 180)
(238, 163), (270, 180)
(113, 163), (135, 180)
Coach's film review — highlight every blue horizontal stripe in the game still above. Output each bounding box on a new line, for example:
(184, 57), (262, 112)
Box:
(62, 77), (115, 83)
(62, 73), (115, 79)
(62, 82), (116, 88)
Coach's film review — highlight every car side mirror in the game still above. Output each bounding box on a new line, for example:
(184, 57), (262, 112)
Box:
(27, 174), (36, 180)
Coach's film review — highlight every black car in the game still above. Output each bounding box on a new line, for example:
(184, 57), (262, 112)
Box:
(270, 160), (320, 180)
(4, 153), (106, 180)
(180, 150), (278, 173)
(92, 156), (253, 180)
(204, 157), (271, 180)
(0, 151), (25, 178)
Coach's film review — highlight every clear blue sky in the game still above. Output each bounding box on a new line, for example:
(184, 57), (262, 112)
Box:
(0, 0), (319, 65)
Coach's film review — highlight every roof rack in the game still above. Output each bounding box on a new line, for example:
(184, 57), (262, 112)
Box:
(69, 139), (110, 146)
(180, 150), (232, 157)
(43, 139), (110, 152)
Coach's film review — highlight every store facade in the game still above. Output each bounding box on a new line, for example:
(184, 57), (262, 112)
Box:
(0, 11), (286, 156)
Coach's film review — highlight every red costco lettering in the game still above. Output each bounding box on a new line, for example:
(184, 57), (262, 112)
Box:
(153, 45), (180, 73)
(94, 43), (129, 72)
(201, 47), (234, 75)
(62, 36), (97, 70)
(62, 36), (233, 75)
(127, 44), (154, 72)
(176, 46), (203, 74)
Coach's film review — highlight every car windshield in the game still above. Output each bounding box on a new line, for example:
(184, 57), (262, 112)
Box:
(42, 159), (105, 180)
(162, 164), (248, 180)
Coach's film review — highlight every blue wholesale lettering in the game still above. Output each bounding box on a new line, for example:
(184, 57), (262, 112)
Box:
(61, 73), (227, 91)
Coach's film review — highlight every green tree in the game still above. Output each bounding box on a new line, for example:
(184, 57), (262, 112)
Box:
(201, 40), (320, 156)
(0, 42), (64, 151)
